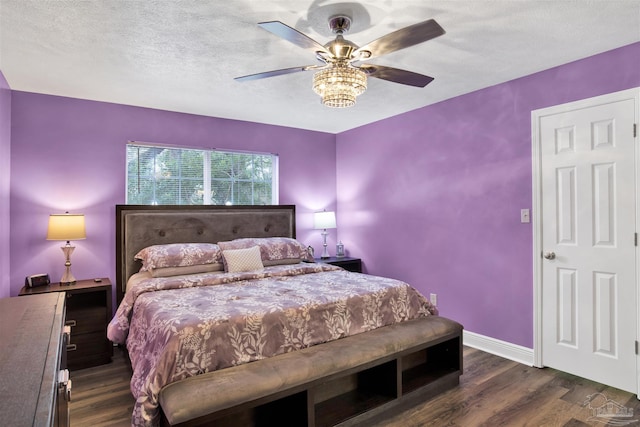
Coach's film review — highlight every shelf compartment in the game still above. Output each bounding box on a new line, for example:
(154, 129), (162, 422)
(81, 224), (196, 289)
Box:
(65, 290), (107, 310)
(401, 337), (461, 395)
(314, 360), (397, 427)
(196, 391), (309, 427)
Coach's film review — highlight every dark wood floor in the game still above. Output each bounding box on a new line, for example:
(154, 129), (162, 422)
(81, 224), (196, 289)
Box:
(69, 348), (134, 426)
(70, 346), (640, 426)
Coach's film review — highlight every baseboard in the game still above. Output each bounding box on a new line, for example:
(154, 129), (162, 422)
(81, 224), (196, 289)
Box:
(463, 330), (534, 366)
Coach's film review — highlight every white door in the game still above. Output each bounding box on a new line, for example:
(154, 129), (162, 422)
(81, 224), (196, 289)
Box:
(534, 90), (637, 393)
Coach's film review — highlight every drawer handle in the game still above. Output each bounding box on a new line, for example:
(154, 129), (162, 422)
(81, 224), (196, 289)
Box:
(66, 379), (72, 402)
(67, 344), (77, 352)
(58, 370), (72, 402)
(65, 319), (76, 327)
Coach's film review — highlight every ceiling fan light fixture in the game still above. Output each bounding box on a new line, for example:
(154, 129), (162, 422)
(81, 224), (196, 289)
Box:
(239, 18), (445, 106)
(312, 65), (367, 108)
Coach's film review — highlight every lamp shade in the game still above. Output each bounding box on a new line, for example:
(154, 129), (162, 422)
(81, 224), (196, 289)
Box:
(46, 214), (86, 241)
(314, 211), (336, 230)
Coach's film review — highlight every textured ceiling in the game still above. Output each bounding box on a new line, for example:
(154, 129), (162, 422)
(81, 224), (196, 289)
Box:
(1, 0), (639, 133)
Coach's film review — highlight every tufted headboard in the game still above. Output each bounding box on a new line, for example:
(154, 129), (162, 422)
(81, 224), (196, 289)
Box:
(115, 205), (296, 303)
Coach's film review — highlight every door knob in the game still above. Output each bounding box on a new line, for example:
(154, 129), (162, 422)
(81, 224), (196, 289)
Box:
(543, 251), (556, 260)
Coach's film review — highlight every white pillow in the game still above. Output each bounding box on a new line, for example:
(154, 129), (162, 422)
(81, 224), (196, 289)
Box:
(222, 246), (264, 273)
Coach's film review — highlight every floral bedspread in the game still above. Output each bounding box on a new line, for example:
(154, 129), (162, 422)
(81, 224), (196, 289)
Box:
(107, 263), (436, 426)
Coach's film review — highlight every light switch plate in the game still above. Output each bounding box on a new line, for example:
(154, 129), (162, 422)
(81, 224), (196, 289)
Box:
(521, 209), (530, 223)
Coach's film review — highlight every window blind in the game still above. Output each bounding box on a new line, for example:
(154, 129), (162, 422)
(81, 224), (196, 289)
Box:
(126, 144), (277, 205)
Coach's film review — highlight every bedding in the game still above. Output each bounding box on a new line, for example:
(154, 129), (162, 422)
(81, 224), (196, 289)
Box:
(148, 263), (223, 278)
(218, 237), (314, 267)
(221, 246), (264, 272)
(135, 243), (224, 272)
(107, 262), (436, 427)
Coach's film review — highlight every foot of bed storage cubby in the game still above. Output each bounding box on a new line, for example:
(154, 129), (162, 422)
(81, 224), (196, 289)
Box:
(161, 331), (462, 427)
(313, 360), (398, 427)
(163, 391), (310, 427)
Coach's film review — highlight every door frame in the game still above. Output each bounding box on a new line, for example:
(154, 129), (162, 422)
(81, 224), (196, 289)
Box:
(531, 88), (640, 389)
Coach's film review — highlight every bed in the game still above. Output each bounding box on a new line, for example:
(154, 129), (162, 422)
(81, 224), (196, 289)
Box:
(108, 205), (462, 427)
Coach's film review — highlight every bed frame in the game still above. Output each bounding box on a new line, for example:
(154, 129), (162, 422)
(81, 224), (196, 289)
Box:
(115, 204), (462, 426)
(115, 204), (297, 303)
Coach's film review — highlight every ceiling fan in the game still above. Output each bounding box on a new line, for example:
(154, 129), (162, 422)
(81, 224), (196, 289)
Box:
(235, 15), (445, 108)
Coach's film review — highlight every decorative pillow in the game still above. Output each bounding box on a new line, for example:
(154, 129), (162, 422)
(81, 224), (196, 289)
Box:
(222, 246), (264, 273)
(149, 263), (224, 278)
(218, 237), (313, 266)
(134, 243), (223, 271)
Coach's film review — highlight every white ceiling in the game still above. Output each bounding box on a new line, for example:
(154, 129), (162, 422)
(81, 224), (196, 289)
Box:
(1, 0), (639, 133)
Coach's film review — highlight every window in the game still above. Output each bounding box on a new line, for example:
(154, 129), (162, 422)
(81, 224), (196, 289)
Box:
(126, 143), (278, 205)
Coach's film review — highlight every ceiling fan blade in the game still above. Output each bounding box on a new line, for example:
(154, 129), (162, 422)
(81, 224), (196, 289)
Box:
(235, 65), (323, 82)
(258, 21), (331, 56)
(355, 19), (445, 61)
(359, 64), (434, 87)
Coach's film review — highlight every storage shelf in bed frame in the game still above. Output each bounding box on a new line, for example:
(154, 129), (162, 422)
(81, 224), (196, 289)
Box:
(165, 334), (461, 427)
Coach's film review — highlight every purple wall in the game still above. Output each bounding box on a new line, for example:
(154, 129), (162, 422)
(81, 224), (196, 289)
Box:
(0, 71), (10, 299)
(9, 94), (336, 298)
(336, 42), (640, 348)
(5, 42), (640, 349)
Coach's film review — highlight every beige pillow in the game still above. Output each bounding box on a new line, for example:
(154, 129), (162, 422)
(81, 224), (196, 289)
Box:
(222, 246), (264, 273)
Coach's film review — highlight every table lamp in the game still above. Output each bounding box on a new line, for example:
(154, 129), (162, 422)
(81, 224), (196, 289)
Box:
(314, 211), (336, 259)
(47, 212), (86, 285)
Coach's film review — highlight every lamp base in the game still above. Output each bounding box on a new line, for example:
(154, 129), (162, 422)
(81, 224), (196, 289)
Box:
(60, 244), (77, 286)
(321, 230), (330, 259)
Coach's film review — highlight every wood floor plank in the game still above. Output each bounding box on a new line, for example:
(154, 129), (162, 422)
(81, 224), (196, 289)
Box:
(70, 349), (134, 427)
(422, 366), (557, 426)
(478, 378), (568, 426)
(70, 346), (640, 426)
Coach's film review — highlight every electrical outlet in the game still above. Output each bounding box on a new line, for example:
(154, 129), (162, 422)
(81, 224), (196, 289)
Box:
(430, 293), (437, 306)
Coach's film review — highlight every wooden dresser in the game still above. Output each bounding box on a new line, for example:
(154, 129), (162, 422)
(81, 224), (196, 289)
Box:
(0, 293), (70, 426)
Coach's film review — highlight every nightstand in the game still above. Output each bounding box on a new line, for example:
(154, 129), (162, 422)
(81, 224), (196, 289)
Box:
(315, 256), (362, 273)
(20, 278), (113, 370)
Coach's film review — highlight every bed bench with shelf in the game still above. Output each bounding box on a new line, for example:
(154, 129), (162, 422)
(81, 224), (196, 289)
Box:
(159, 316), (462, 427)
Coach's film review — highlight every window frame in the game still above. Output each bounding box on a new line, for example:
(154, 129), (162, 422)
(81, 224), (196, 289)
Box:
(126, 142), (279, 206)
